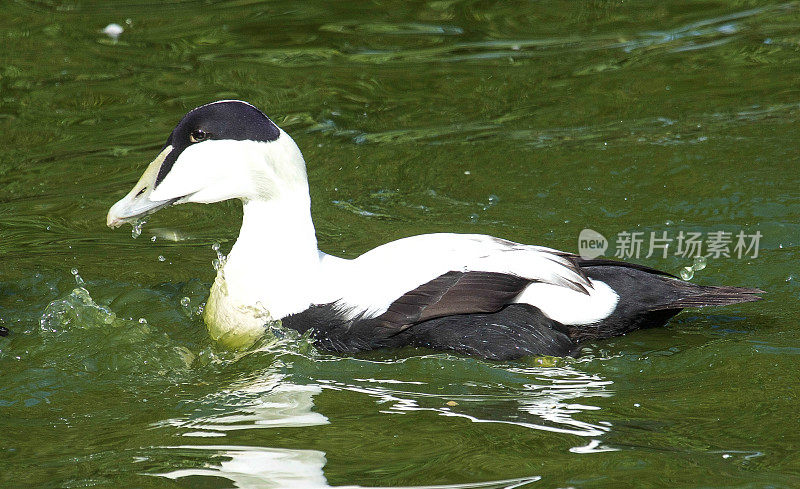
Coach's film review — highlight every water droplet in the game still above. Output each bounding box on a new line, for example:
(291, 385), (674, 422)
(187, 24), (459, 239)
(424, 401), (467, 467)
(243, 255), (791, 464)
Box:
(680, 267), (694, 281)
(71, 268), (85, 286)
(211, 242), (227, 271)
(130, 217), (147, 239)
(180, 297), (191, 308)
(102, 23), (124, 40)
(158, 255), (166, 262)
(692, 256), (707, 271)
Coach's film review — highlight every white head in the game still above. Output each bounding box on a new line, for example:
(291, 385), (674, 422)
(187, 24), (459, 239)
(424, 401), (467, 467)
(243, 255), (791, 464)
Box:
(107, 100), (307, 227)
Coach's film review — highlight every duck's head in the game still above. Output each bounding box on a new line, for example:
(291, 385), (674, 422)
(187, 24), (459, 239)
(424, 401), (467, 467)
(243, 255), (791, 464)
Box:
(107, 100), (306, 228)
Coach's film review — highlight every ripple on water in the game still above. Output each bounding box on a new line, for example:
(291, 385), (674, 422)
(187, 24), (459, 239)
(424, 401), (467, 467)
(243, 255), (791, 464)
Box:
(304, 355), (616, 442)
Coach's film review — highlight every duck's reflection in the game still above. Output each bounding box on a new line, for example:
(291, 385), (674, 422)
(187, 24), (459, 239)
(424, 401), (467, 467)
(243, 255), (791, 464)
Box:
(319, 364), (616, 442)
(154, 445), (539, 489)
(153, 375), (329, 436)
(152, 362), (610, 487)
(154, 445), (330, 488)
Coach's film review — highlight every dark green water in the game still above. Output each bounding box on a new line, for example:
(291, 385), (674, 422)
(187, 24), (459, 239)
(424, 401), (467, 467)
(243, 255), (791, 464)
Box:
(1, 1), (799, 487)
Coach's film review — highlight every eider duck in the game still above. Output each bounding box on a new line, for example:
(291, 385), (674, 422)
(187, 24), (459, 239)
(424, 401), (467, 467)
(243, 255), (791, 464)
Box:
(106, 100), (763, 360)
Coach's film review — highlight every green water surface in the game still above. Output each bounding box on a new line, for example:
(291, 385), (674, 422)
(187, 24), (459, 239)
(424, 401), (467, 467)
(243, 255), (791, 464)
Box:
(1, 1), (799, 488)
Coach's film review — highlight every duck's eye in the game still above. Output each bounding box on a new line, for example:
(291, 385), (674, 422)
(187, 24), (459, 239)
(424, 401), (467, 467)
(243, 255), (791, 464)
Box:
(190, 129), (210, 143)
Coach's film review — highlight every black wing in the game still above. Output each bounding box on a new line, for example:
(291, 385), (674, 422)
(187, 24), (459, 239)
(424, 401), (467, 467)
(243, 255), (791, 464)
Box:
(376, 271), (533, 328)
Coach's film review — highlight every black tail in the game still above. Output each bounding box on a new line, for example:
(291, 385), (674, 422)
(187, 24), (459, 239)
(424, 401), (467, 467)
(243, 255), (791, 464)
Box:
(572, 258), (764, 342)
(651, 282), (764, 310)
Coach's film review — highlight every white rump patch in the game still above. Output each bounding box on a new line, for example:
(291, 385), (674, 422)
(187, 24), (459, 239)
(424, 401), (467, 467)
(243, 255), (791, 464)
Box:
(515, 279), (619, 325)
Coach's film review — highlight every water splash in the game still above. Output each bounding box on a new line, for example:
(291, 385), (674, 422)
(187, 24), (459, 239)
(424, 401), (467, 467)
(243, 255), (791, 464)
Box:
(70, 268), (84, 287)
(41, 284), (128, 332)
(131, 217), (148, 239)
(179, 296), (203, 318)
(211, 242), (227, 271)
(481, 194), (500, 211)
(679, 256), (709, 280)
(35, 277), (201, 382)
(693, 255), (707, 271)
(41, 270), (141, 333)
(175, 280), (210, 317)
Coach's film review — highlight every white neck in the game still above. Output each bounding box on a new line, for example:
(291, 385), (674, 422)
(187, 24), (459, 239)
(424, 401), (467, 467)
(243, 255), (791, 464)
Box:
(217, 191), (322, 319)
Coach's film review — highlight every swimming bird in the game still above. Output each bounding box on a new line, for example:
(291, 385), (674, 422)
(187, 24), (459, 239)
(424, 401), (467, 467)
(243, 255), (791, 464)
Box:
(106, 100), (763, 360)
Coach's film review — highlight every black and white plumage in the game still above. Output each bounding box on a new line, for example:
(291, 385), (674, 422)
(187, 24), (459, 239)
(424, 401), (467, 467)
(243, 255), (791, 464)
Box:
(107, 100), (763, 360)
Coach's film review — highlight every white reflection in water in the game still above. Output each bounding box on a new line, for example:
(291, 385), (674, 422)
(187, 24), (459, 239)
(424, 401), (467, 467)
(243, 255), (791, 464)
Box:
(154, 445), (330, 488)
(147, 227), (193, 241)
(154, 445), (539, 489)
(152, 373), (541, 488)
(569, 439), (618, 454)
(319, 364), (617, 449)
(156, 374), (329, 435)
